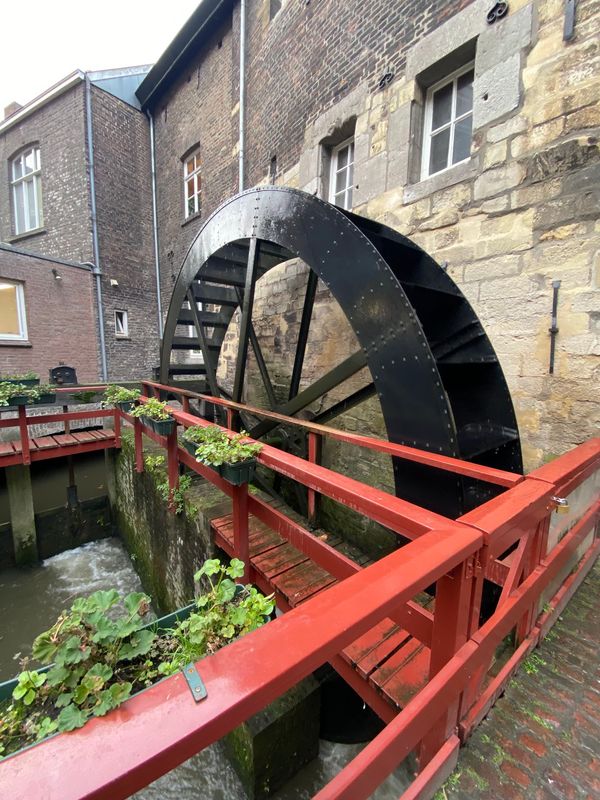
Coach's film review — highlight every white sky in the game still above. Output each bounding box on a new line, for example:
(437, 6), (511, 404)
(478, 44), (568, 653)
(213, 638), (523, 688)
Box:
(0, 1), (201, 111)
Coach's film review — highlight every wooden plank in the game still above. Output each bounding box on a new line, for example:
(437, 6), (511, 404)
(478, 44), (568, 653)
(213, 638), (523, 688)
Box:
(0, 441), (16, 457)
(86, 430), (105, 441)
(93, 429), (115, 440)
(355, 627), (412, 680)
(272, 560), (336, 606)
(32, 437), (59, 451)
(253, 543), (309, 579)
(72, 431), (97, 444)
(341, 619), (399, 667)
(212, 515), (284, 558)
(373, 641), (431, 709)
(369, 637), (423, 691)
(53, 433), (78, 447)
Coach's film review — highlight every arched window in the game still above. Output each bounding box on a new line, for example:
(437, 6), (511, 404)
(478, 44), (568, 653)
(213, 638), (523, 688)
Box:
(11, 146), (43, 234)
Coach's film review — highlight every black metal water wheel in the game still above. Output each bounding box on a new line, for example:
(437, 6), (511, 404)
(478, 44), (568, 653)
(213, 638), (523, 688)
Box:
(161, 187), (522, 519)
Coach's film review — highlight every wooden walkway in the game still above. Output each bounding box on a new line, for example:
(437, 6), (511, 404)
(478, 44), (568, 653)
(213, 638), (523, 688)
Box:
(212, 510), (432, 716)
(0, 428), (116, 467)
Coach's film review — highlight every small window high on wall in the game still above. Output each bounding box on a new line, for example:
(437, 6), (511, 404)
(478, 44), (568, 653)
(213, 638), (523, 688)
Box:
(422, 64), (474, 180)
(184, 151), (201, 219)
(0, 280), (28, 340)
(11, 146), (43, 234)
(329, 137), (355, 211)
(115, 310), (129, 338)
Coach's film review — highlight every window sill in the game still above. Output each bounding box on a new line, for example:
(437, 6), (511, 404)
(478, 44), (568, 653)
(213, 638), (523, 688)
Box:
(6, 227), (46, 244)
(181, 211), (202, 228)
(0, 339), (32, 347)
(115, 336), (131, 341)
(404, 159), (478, 204)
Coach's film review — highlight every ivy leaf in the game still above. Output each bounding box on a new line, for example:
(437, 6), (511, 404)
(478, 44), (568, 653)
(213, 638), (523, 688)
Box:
(216, 578), (236, 604)
(63, 666), (85, 689)
(86, 589), (120, 612)
(195, 559), (221, 580)
(226, 559), (245, 580)
(91, 616), (118, 643)
(35, 717), (58, 741)
(55, 692), (73, 708)
(32, 632), (59, 663)
(46, 665), (70, 688)
(73, 684), (90, 705)
(109, 681), (132, 705)
(229, 605), (248, 627)
(220, 623), (236, 639)
(118, 630), (155, 661)
(57, 704), (88, 732)
(56, 636), (91, 665)
(85, 663), (113, 683)
(93, 689), (115, 717)
(124, 592), (151, 617)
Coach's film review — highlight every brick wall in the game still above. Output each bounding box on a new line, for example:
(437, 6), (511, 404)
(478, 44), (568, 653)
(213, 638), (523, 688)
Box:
(0, 249), (100, 383)
(91, 86), (159, 381)
(152, 18), (237, 313)
(0, 83), (93, 264)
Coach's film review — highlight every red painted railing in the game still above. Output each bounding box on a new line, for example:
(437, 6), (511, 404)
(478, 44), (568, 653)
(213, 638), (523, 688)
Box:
(1, 380), (598, 800)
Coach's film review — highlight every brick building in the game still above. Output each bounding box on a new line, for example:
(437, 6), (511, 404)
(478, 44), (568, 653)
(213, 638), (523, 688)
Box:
(0, 67), (160, 382)
(136, 0), (599, 475)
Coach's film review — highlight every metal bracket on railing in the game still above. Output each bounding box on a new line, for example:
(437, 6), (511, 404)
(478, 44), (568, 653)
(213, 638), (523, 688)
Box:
(182, 663), (207, 702)
(551, 496), (570, 514)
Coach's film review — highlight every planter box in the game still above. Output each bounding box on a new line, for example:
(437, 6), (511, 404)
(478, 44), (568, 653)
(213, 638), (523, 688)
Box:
(8, 394), (30, 406)
(116, 400), (136, 413)
(34, 394), (56, 405)
(142, 416), (176, 436)
(2, 378), (39, 387)
(183, 440), (199, 458)
(0, 602), (196, 759)
(218, 459), (257, 486)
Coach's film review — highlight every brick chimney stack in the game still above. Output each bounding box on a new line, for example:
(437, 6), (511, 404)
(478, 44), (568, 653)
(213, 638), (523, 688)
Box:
(4, 101), (22, 120)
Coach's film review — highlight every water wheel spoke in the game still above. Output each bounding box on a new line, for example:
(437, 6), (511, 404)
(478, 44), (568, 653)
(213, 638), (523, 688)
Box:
(233, 237), (260, 403)
(289, 269), (319, 401)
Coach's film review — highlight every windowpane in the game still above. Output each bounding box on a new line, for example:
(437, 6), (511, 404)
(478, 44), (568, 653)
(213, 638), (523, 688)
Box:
(452, 114), (473, 164)
(26, 180), (38, 230)
(12, 155), (23, 180)
(431, 82), (453, 130)
(337, 145), (349, 170)
(23, 149), (36, 175)
(35, 175), (43, 225)
(0, 283), (21, 337)
(13, 182), (25, 233)
(456, 71), (474, 117)
(429, 128), (450, 175)
(335, 168), (347, 195)
(346, 186), (353, 209)
(186, 158), (195, 176)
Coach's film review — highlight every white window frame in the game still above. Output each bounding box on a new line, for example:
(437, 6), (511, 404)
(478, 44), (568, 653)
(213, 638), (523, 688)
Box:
(421, 62), (474, 181)
(0, 279), (28, 340)
(329, 137), (355, 211)
(183, 151), (202, 219)
(11, 146), (43, 235)
(115, 310), (129, 338)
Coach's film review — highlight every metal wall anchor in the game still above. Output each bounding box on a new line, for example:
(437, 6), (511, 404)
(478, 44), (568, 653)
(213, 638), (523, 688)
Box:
(182, 663), (208, 702)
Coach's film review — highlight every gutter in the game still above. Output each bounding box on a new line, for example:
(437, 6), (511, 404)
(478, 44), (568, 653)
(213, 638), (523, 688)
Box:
(84, 75), (108, 382)
(239, 0), (246, 191)
(147, 109), (164, 338)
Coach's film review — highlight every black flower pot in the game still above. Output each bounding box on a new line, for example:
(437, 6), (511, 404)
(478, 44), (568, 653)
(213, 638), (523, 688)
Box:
(3, 378), (39, 387)
(116, 400), (136, 413)
(148, 417), (176, 436)
(218, 459), (257, 486)
(8, 394), (30, 406)
(35, 394), (56, 405)
(183, 440), (199, 458)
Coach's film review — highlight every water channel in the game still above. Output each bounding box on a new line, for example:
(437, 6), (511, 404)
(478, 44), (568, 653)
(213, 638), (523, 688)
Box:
(1, 488), (411, 797)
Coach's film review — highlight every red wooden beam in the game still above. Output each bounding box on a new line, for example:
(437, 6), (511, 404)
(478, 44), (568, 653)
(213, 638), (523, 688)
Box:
(0, 525), (482, 800)
(140, 380), (522, 488)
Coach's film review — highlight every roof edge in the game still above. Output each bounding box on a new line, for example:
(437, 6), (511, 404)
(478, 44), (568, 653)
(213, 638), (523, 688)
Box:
(0, 71), (85, 135)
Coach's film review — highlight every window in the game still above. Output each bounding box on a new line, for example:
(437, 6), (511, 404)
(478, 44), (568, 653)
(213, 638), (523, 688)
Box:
(422, 64), (474, 179)
(329, 138), (354, 210)
(11, 146), (43, 234)
(0, 280), (27, 340)
(184, 152), (201, 218)
(115, 310), (128, 338)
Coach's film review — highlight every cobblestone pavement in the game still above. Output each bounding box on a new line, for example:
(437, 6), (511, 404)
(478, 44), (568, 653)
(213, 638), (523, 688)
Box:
(438, 559), (600, 800)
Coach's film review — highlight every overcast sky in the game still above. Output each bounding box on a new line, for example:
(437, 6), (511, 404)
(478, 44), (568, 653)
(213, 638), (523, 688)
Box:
(0, 0), (200, 111)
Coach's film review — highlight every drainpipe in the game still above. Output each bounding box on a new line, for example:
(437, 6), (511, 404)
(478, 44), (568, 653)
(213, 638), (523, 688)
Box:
(147, 109), (164, 338)
(239, 0), (246, 191)
(84, 75), (108, 381)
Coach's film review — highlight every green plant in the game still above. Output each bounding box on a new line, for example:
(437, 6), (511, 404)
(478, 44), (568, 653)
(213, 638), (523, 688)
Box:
(0, 383), (55, 405)
(72, 390), (100, 404)
(103, 385), (141, 405)
(144, 454), (166, 474)
(0, 371), (38, 381)
(0, 558), (272, 758)
(157, 473), (193, 514)
(158, 558), (274, 675)
(130, 397), (171, 421)
(523, 652), (546, 675)
(186, 426), (262, 466)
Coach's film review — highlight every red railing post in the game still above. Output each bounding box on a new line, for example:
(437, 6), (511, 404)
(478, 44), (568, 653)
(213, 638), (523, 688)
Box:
(140, 382), (149, 399)
(114, 409), (122, 448)
(232, 482), (250, 583)
(18, 405), (30, 465)
(182, 396), (190, 414)
(418, 555), (475, 766)
(516, 516), (550, 643)
(226, 408), (235, 431)
(134, 418), (144, 473)
(307, 432), (322, 526)
(166, 429), (179, 512)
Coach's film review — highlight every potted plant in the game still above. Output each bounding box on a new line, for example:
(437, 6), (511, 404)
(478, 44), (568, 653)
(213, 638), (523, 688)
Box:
(190, 426), (263, 485)
(182, 424), (224, 458)
(130, 397), (176, 436)
(0, 371), (40, 387)
(0, 558), (273, 759)
(103, 384), (141, 413)
(32, 384), (57, 405)
(0, 382), (31, 406)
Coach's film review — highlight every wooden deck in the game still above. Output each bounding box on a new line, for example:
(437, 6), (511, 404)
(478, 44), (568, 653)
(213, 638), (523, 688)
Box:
(0, 428), (116, 467)
(212, 510), (432, 715)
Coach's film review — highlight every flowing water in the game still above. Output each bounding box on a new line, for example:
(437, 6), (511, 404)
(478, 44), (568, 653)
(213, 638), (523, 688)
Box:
(0, 537), (410, 798)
